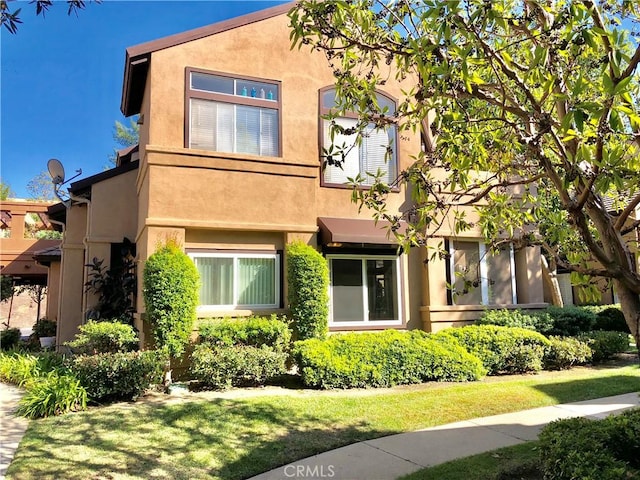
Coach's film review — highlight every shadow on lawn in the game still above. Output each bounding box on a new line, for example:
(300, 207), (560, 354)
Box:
(7, 397), (396, 480)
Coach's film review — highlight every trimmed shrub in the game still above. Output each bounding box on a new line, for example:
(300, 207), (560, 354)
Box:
(595, 307), (631, 333)
(198, 315), (291, 353)
(478, 308), (554, 333)
(578, 331), (630, 362)
(434, 325), (551, 375)
(65, 320), (138, 354)
(16, 371), (87, 419)
(293, 330), (486, 389)
(33, 317), (57, 338)
(286, 241), (329, 340)
(543, 336), (593, 370)
(143, 239), (199, 359)
(0, 328), (21, 350)
(68, 350), (164, 402)
(538, 409), (640, 480)
(190, 344), (288, 390)
(545, 305), (597, 336)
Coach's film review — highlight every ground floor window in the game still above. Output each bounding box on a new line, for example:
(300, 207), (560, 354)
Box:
(327, 254), (402, 326)
(447, 240), (517, 305)
(189, 252), (280, 309)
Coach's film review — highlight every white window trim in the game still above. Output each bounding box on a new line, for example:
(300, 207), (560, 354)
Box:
(327, 253), (403, 327)
(448, 241), (517, 306)
(188, 252), (280, 310)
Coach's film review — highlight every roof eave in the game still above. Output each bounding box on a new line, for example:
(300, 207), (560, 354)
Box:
(120, 1), (295, 117)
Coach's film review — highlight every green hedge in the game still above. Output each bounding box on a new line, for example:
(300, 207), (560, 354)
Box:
(65, 320), (138, 355)
(545, 305), (597, 336)
(198, 315), (291, 353)
(190, 344), (287, 390)
(577, 331), (631, 362)
(286, 241), (329, 340)
(434, 325), (551, 375)
(68, 351), (164, 402)
(538, 408), (640, 480)
(143, 239), (199, 359)
(543, 336), (593, 370)
(478, 309), (554, 334)
(293, 330), (486, 389)
(594, 307), (630, 333)
(0, 328), (21, 350)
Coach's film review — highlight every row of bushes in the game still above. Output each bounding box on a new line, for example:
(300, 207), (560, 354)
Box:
(538, 408), (640, 479)
(478, 305), (630, 336)
(293, 325), (630, 388)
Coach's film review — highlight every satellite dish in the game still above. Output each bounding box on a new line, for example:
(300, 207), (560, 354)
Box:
(47, 158), (65, 185)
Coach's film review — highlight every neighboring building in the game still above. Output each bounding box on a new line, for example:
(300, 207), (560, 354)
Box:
(0, 199), (61, 326)
(47, 3), (546, 346)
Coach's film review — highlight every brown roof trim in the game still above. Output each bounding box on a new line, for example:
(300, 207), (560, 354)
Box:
(121, 1), (295, 117)
(69, 160), (139, 198)
(318, 217), (404, 246)
(33, 245), (62, 266)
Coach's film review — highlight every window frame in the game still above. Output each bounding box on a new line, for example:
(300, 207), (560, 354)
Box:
(318, 86), (399, 189)
(326, 253), (403, 328)
(185, 67), (283, 157)
(447, 240), (517, 306)
(188, 250), (281, 310)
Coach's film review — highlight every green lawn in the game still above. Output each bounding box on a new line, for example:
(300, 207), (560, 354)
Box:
(7, 362), (639, 480)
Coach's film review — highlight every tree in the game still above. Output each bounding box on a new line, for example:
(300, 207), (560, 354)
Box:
(290, 1), (640, 346)
(0, 180), (13, 200)
(107, 117), (139, 167)
(1, 0), (100, 34)
(26, 171), (56, 201)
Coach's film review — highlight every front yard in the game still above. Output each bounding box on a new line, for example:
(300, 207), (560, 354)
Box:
(6, 360), (639, 480)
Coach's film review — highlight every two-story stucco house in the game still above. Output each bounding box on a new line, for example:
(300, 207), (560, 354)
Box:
(47, 3), (546, 346)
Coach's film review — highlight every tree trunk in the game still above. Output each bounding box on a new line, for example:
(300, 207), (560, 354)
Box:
(541, 256), (564, 307)
(613, 279), (640, 360)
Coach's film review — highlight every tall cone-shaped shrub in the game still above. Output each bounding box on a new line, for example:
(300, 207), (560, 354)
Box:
(143, 238), (199, 384)
(286, 241), (329, 340)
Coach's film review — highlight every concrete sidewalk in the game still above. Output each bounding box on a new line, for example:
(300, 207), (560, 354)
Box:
(250, 392), (640, 480)
(0, 383), (28, 480)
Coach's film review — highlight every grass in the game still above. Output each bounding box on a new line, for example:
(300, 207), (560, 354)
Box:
(7, 362), (639, 480)
(400, 442), (542, 480)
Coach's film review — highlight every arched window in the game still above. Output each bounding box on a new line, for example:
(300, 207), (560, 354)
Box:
(319, 87), (397, 187)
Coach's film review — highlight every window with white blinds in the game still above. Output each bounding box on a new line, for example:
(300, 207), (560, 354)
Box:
(320, 87), (397, 186)
(187, 69), (281, 157)
(189, 252), (280, 309)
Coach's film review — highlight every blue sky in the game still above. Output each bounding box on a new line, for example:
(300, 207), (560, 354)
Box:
(1, 0), (288, 199)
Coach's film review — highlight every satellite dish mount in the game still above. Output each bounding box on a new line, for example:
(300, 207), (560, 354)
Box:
(47, 158), (82, 207)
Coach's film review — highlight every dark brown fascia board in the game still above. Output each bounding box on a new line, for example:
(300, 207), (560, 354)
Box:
(69, 160), (140, 198)
(120, 1), (296, 117)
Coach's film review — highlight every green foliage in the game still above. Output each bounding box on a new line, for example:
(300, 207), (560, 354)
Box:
(545, 306), (597, 337)
(190, 344), (288, 390)
(32, 317), (57, 338)
(16, 371), (87, 419)
(198, 315), (291, 353)
(84, 246), (136, 324)
(286, 241), (329, 340)
(434, 325), (551, 375)
(1, 275), (14, 302)
(0, 180), (13, 200)
(1, 328), (21, 350)
(65, 320), (138, 355)
(68, 351), (164, 402)
(595, 307), (631, 333)
(293, 330), (486, 389)
(478, 309), (554, 334)
(0, 351), (66, 387)
(543, 336), (593, 370)
(143, 239), (199, 359)
(538, 409), (640, 480)
(577, 331), (631, 362)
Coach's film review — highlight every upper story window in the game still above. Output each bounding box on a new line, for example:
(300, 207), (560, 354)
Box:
(186, 69), (281, 157)
(320, 87), (397, 187)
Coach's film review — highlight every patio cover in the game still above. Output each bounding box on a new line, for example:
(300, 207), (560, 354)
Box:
(318, 217), (403, 246)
